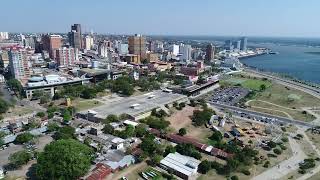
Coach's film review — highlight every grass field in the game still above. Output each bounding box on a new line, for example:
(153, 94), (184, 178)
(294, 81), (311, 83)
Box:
(257, 83), (320, 108)
(3, 106), (34, 118)
(248, 100), (315, 122)
(223, 77), (272, 91)
(73, 99), (103, 111)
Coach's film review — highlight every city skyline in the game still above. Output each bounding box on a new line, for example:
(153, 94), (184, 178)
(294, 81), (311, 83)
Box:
(2, 0), (320, 37)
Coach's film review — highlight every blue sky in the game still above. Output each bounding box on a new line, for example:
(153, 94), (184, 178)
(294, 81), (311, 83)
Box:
(1, 0), (320, 37)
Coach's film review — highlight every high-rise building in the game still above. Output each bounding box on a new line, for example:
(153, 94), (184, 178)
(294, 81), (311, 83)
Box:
(224, 40), (233, 50)
(128, 34), (146, 59)
(84, 36), (94, 50)
(0, 50), (10, 68)
(9, 48), (30, 79)
(41, 34), (62, 59)
(233, 40), (241, 50)
(98, 41), (108, 58)
(155, 41), (164, 53)
(69, 24), (82, 49)
(49, 35), (62, 59)
(240, 37), (247, 51)
(0, 32), (9, 40)
(118, 43), (129, 55)
(179, 44), (192, 61)
(23, 37), (36, 49)
(55, 47), (76, 67)
(170, 44), (179, 56)
(205, 43), (215, 62)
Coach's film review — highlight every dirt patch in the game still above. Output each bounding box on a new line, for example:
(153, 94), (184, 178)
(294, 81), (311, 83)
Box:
(167, 106), (198, 131)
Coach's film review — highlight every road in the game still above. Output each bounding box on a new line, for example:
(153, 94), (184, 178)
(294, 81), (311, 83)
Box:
(251, 137), (306, 180)
(210, 102), (313, 128)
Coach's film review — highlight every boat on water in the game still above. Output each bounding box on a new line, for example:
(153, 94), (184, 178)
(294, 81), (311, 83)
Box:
(268, 51), (279, 54)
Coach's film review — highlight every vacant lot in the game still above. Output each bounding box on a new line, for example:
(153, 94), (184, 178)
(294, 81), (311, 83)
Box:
(166, 105), (197, 131)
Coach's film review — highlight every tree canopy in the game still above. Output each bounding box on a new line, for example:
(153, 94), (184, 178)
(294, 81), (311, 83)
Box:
(36, 139), (94, 180)
(9, 150), (32, 168)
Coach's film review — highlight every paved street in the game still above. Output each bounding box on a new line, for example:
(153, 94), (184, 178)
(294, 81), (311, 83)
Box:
(251, 137), (306, 180)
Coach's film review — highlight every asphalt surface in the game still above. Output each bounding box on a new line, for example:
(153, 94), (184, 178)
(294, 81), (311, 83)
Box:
(210, 102), (313, 128)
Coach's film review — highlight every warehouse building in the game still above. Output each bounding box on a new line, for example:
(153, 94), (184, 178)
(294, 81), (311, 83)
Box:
(160, 152), (200, 180)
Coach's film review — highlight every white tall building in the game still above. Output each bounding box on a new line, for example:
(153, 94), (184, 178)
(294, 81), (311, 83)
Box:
(98, 42), (108, 58)
(84, 36), (94, 50)
(118, 43), (128, 55)
(9, 48), (30, 79)
(0, 32), (9, 40)
(179, 44), (192, 61)
(170, 44), (179, 56)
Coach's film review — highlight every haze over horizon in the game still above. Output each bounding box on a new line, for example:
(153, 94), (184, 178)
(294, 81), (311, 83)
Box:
(2, 0), (320, 37)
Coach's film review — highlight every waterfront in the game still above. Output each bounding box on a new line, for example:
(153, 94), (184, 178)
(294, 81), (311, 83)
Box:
(240, 44), (320, 84)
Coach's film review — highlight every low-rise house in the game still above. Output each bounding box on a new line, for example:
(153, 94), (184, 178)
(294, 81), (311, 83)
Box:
(98, 150), (135, 172)
(86, 163), (112, 180)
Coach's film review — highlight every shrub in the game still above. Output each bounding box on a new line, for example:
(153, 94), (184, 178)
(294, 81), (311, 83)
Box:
(267, 141), (277, 148)
(231, 175), (239, 180)
(273, 148), (282, 155)
(267, 153), (277, 158)
(281, 137), (289, 142)
(279, 144), (287, 150)
(242, 169), (251, 176)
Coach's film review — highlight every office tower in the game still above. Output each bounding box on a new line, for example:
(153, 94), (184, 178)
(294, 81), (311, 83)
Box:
(84, 35), (94, 50)
(128, 34), (146, 59)
(233, 40), (241, 50)
(0, 32), (9, 40)
(170, 44), (179, 56)
(55, 47), (76, 67)
(23, 37), (36, 49)
(42, 34), (62, 59)
(179, 44), (192, 61)
(205, 43), (215, 62)
(224, 40), (233, 50)
(148, 41), (155, 52)
(49, 35), (62, 59)
(69, 24), (82, 49)
(98, 41), (108, 58)
(240, 37), (247, 51)
(118, 43), (129, 55)
(155, 41), (164, 53)
(9, 48), (30, 79)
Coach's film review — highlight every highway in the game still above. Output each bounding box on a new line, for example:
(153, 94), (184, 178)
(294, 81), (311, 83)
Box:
(209, 102), (314, 128)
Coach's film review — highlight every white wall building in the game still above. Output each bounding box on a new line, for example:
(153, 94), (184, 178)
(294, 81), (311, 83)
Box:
(84, 36), (94, 50)
(9, 48), (30, 79)
(170, 44), (179, 56)
(0, 32), (9, 40)
(118, 43), (128, 55)
(179, 44), (192, 61)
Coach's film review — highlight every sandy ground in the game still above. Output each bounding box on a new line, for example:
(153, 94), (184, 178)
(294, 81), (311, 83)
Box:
(166, 105), (197, 131)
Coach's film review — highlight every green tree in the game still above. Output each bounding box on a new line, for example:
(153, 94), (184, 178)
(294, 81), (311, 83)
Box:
(140, 133), (159, 155)
(0, 98), (10, 114)
(135, 124), (147, 137)
(9, 150), (32, 168)
(36, 139), (93, 180)
(260, 84), (267, 91)
(102, 124), (115, 134)
(36, 112), (46, 118)
(198, 160), (212, 174)
(164, 145), (176, 156)
(209, 131), (223, 142)
(47, 122), (60, 132)
(178, 128), (187, 136)
(63, 110), (72, 122)
(104, 114), (119, 123)
(191, 108), (215, 126)
(15, 132), (34, 144)
(54, 126), (75, 140)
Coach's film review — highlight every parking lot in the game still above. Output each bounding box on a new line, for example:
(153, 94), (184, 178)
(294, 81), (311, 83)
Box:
(210, 87), (250, 106)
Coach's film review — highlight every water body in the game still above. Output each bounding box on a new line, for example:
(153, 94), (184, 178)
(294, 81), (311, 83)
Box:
(240, 44), (320, 84)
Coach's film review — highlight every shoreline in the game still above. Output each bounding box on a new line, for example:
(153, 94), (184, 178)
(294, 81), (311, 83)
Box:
(240, 62), (320, 89)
